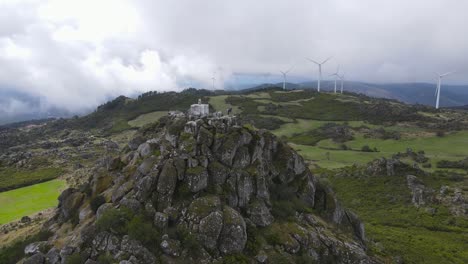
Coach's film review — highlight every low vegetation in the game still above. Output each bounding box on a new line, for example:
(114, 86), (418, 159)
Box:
(0, 179), (66, 224)
(0, 167), (63, 192)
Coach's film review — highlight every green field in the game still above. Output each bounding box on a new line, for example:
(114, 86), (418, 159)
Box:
(328, 173), (468, 263)
(128, 111), (168, 127)
(0, 167), (63, 192)
(0, 180), (66, 225)
(298, 131), (468, 169)
(209, 95), (241, 114)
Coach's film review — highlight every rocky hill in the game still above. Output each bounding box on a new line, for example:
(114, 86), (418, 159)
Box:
(20, 114), (379, 264)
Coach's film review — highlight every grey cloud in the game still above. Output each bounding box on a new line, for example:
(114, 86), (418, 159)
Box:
(0, 0), (467, 114)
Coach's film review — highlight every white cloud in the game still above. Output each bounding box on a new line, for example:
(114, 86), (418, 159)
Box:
(0, 0), (467, 114)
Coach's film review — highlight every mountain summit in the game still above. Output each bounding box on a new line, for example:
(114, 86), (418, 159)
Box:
(23, 113), (378, 263)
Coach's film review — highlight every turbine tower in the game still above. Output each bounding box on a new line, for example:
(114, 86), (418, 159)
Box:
(211, 73), (216, 90)
(435, 71), (454, 109)
(280, 65), (294, 90)
(338, 73), (345, 94)
(330, 65), (340, 93)
(306, 57), (332, 92)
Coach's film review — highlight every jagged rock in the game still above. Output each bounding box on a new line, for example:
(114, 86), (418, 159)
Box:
(255, 251), (268, 263)
(40, 115), (376, 263)
(186, 166), (208, 192)
(135, 176), (156, 201)
(235, 170), (254, 208)
(79, 205), (93, 222)
(154, 212), (168, 230)
(96, 203), (113, 220)
(137, 156), (157, 175)
(91, 171), (113, 194)
(24, 241), (48, 255)
(112, 181), (134, 203)
(208, 161), (229, 185)
(120, 236), (157, 264)
(45, 248), (61, 264)
(156, 159), (178, 210)
(120, 198), (142, 214)
(407, 175), (433, 207)
(24, 253), (45, 264)
(160, 238), (181, 257)
(198, 211), (223, 250)
(247, 200), (274, 227)
(137, 142), (157, 158)
(128, 136), (145, 151)
(218, 206), (247, 254)
(58, 189), (84, 221)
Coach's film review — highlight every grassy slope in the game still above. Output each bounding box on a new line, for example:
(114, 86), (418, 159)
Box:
(128, 111), (168, 128)
(213, 90), (468, 262)
(0, 167), (63, 192)
(0, 179), (66, 224)
(328, 174), (468, 264)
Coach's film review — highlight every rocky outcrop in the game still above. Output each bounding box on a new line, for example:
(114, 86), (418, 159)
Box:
(34, 115), (376, 263)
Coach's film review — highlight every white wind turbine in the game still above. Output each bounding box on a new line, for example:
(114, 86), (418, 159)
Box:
(211, 72), (216, 90)
(338, 73), (345, 94)
(306, 57), (332, 92)
(330, 65), (340, 93)
(280, 65), (294, 90)
(435, 71), (455, 109)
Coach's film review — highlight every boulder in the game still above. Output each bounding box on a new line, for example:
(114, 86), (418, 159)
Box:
(24, 253), (45, 264)
(247, 200), (274, 227)
(197, 211), (223, 250)
(160, 239), (181, 257)
(218, 206), (247, 254)
(156, 159), (178, 210)
(185, 166), (208, 192)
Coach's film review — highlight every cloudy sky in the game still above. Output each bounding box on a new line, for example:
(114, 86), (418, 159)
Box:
(0, 0), (467, 115)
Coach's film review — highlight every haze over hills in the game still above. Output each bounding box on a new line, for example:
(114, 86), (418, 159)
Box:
(2, 80), (468, 126)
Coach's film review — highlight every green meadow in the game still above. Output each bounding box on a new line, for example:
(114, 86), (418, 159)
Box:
(0, 180), (66, 225)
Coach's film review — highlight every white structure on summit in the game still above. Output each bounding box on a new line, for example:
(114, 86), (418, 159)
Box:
(189, 98), (209, 117)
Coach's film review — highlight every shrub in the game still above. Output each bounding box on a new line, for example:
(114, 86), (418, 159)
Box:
(97, 253), (114, 264)
(0, 230), (52, 264)
(128, 216), (160, 250)
(176, 226), (202, 257)
(90, 195), (106, 213)
(66, 253), (84, 264)
(223, 254), (250, 264)
(245, 225), (262, 255)
(361, 145), (377, 152)
(96, 208), (133, 234)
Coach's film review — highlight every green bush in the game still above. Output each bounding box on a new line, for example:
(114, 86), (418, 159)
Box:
(97, 253), (114, 264)
(361, 145), (378, 152)
(176, 226), (202, 257)
(90, 195), (106, 213)
(128, 216), (160, 250)
(66, 252), (84, 264)
(96, 208), (133, 234)
(223, 254), (250, 264)
(0, 230), (52, 264)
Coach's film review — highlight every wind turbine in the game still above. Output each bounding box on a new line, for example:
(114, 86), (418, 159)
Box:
(306, 57), (332, 92)
(435, 71), (455, 109)
(330, 65), (340, 93)
(211, 72), (216, 90)
(338, 73), (345, 94)
(280, 65), (294, 90)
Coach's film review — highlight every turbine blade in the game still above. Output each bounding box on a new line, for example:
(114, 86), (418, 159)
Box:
(306, 58), (320, 65)
(441, 71), (455, 77)
(321, 56), (333, 64)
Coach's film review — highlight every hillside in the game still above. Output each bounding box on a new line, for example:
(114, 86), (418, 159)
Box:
(7, 115), (379, 263)
(0, 88), (467, 263)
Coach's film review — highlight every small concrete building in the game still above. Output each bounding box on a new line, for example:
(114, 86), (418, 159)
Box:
(189, 99), (209, 117)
